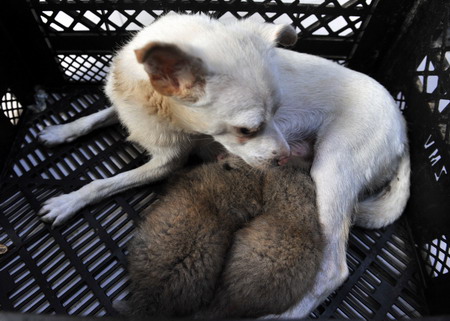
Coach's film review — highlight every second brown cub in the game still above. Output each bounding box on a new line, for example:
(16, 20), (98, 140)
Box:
(122, 156), (323, 318)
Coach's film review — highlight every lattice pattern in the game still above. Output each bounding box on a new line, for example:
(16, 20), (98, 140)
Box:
(312, 222), (425, 319)
(34, 0), (372, 37)
(28, 0), (378, 84)
(0, 89), (426, 318)
(4, 93), (146, 182)
(39, 7), (366, 36)
(58, 55), (112, 82)
(396, 92), (407, 113)
(410, 9), (450, 282)
(39, 8), (164, 32)
(415, 11), (450, 146)
(422, 235), (450, 278)
(1, 89), (23, 125)
(0, 90), (153, 315)
(0, 185), (154, 315)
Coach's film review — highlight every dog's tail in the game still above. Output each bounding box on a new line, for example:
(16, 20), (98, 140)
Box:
(354, 152), (410, 229)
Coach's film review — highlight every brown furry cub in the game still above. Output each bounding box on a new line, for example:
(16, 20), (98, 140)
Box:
(121, 157), (323, 318)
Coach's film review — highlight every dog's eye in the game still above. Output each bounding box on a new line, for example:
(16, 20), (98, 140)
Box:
(234, 125), (262, 138)
(238, 127), (252, 136)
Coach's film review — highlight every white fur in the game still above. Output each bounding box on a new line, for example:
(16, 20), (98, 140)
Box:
(37, 13), (410, 316)
(270, 50), (409, 318)
(39, 107), (118, 147)
(354, 153), (410, 229)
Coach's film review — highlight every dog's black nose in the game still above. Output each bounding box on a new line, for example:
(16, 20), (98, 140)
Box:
(270, 158), (286, 167)
(270, 158), (280, 167)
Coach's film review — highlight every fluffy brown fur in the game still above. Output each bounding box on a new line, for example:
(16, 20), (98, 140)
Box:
(121, 157), (323, 319)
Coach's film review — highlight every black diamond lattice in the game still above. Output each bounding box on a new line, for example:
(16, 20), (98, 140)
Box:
(33, 0), (374, 38)
(408, 8), (450, 282)
(396, 92), (407, 113)
(1, 89), (24, 125)
(415, 10), (450, 147)
(28, 0), (379, 84)
(422, 235), (450, 278)
(58, 55), (112, 82)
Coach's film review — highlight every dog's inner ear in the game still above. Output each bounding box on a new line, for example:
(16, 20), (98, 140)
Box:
(135, 42), (206, 102)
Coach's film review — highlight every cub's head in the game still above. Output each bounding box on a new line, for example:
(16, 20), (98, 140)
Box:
(134, 14), (297, 169)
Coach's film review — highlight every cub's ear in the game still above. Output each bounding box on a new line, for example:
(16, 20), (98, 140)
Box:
(242, 20), (298, 47)
(134, 42), (206, 102)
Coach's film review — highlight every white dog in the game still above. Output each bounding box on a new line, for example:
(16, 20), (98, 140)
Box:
(37, 13), (410, 318)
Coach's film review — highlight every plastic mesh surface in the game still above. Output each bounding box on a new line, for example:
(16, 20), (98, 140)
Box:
(34, 0), (372, 37)
(29, 0), (378, 83)
(57, 55), (113, 82)
(1, 89), (24, 125)
(410, 5), (450, 281)
(422, 236), (450, 278)
(0, 91), (154, 315)
(415, 11), (450, 147)
(0, 89), (427, 318)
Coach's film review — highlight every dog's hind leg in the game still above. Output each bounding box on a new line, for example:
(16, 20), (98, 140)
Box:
(277, 126), (373, 318)
(37, 146), (188, 228)
(38, 106), (118, 147)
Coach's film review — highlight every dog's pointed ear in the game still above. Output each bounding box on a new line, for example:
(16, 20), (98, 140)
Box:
(272, 24), (298, 46)
(135, 42), (206, 102)
(243, 21), (298, 47)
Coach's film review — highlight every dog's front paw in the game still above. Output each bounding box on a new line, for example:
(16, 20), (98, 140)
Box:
(38, 124), (78, 147)
(38, 193), (84, 228)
